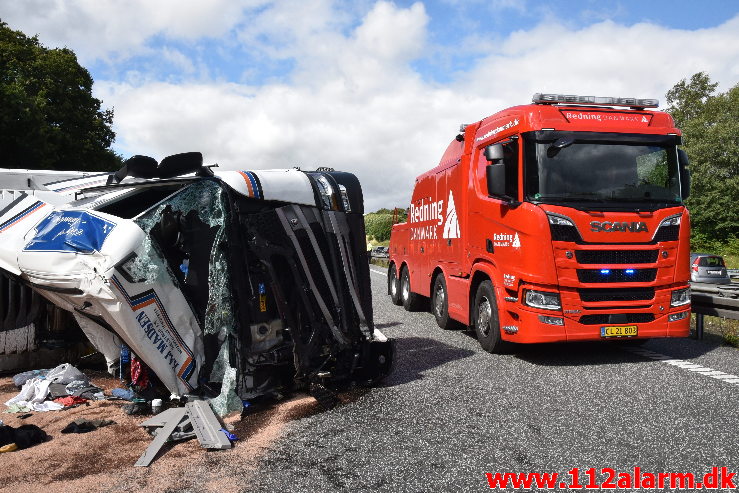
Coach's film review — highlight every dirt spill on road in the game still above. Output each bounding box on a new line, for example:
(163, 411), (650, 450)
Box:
(0, 373), (365, 492)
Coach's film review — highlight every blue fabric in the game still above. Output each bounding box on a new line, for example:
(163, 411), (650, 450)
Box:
(111, 388), (135, 401)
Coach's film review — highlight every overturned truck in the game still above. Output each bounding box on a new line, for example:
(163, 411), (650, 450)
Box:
(0, 153), (392, 410)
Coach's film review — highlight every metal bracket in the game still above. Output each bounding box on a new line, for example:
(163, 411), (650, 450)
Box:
(134, 399), (231, 467)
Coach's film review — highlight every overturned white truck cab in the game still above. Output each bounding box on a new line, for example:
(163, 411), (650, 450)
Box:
(0, 153), (392, 410)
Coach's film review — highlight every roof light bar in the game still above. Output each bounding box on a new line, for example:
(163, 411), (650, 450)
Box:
(532, 93), (659, 108)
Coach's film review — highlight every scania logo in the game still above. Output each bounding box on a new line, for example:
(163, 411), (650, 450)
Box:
(590, 221), (648, 233)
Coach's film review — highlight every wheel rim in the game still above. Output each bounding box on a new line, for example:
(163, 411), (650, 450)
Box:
(434, 283), (445, 318)
(402, 273), (410, 301)
(477, 297), (492, 336)
(390, 269), (398, 297)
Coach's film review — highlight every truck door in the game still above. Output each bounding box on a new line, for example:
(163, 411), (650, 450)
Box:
(469, 137), (522, 283)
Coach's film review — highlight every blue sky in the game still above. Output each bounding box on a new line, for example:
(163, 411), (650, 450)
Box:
(2, 0), (738, 210)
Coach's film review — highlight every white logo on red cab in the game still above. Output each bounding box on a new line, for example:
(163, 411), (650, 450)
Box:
(442, 191), (460, 239)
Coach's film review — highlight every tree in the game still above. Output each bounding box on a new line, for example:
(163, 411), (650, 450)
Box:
(364, 213), (394, 242)
(665, 73), (739, 246)
(0, 21), (121, 171)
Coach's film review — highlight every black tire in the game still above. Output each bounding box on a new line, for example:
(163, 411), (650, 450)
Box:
(432, 273), (456, 330)
(400, 265), (424, 311)
(473, 280), (507, 353)
(388, 263), (402, 306)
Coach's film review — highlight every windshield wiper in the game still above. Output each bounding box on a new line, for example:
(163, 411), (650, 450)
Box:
(607, 197), (678, 203)
(535, 195), (605, 203)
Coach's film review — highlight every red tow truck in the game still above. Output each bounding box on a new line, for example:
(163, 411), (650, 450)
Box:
(388, 93), (692, 352)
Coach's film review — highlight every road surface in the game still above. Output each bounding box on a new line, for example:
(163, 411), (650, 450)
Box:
(245, 267), (739, 491)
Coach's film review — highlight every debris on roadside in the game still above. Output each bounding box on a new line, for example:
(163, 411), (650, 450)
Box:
(4, 363), (104, 412)
(0, 422), (48, 452)
(60, 418), (116, 434)
(135, 398), (231, 467)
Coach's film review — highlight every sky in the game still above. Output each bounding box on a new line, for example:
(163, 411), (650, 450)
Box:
(1, 0), (738, 211)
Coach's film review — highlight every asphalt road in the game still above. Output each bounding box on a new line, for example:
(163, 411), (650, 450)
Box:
(246, 267), (739, 492)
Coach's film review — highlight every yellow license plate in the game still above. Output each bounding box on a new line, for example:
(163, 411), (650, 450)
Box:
(601, 325), (638, 337)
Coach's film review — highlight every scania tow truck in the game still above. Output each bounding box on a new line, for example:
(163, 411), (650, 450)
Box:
(388, 93), (691, 352)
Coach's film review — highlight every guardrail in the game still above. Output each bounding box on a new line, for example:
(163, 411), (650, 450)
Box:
(728, 269), (739, 279)
(690, 282), (739, 339)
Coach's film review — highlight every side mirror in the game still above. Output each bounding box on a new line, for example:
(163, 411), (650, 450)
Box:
(484, 144), (504, 162)
(157, 152), (204, 179)
(677, 149), (690, 200)
(486, 164), (506, 197)
(108, 152), (205, 184)
(108, 155), (158, 184)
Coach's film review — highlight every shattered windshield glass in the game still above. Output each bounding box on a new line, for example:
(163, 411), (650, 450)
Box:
(134, 180), (241, 413)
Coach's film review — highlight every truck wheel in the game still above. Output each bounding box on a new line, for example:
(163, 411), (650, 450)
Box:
(400, 266), (424, 311)
(432, 274), (456, 330)
(473, 280), (506, 353)
(388, 264), (402, 306)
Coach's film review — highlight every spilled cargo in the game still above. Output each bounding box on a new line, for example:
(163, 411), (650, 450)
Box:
(0, 152), (393, 414)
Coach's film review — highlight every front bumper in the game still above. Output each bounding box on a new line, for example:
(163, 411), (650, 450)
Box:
(500, 304), (690, 343)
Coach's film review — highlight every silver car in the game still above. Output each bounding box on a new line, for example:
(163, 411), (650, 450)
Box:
(690, 253), (731, 284)
(372, 246), (389, 258)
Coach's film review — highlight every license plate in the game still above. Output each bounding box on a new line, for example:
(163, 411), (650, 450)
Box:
(601, 325), (638, 338)
(707, 270), (722, 275)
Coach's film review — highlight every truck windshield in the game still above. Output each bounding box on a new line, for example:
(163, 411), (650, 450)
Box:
(524, 132), (682, 207)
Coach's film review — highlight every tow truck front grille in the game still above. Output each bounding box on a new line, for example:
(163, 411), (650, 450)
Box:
(579, 287), (655, 302)
(579, 313), (655, 325)
(575, 250), (658, 265)
(577, 268), (657, 283)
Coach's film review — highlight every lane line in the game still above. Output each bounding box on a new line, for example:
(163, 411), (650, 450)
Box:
(624, 346), (739, 387)
(369, 268), (387, 277)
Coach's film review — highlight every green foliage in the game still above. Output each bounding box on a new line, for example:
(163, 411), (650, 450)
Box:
(665, 73), (739, 243)
(371, 207), (408, 222)
(0, 21), (121, 171)
(364, 213), (394, 242)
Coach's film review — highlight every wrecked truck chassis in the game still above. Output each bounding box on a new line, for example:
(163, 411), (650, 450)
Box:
(0, 155), (392, 410)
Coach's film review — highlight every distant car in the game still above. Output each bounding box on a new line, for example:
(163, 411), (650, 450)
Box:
(690, 253), (732, 284)
(372, 246), (389, 258)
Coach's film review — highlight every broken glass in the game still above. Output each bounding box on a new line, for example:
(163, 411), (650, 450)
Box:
(133, 180), (241, 415)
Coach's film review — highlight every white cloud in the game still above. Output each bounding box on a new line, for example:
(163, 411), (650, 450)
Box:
(461, 16), (739, 103)
(93, 2), (471, 212)
(0, 0), (261, 62)
(160, 47), (196, 75)
(4, 1), (739, 211)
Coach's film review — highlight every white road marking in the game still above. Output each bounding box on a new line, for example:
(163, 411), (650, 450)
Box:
(369, 268), (387, 277)
(624, 346), (739, 386)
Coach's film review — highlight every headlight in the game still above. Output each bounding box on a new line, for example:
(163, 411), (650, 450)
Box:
(315, 175), (338, 210)
(546, 213), (582, 242)
(547, 213), (574, 227)
(658, 214), (682, 227)
(670, 287), (691, 307)
(524, 289), (561, 310)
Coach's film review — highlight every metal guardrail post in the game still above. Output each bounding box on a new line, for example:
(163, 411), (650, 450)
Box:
(695, 313), (704, 340)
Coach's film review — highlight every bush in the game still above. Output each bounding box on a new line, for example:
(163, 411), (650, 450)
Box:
(364, 213), (394, 242)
